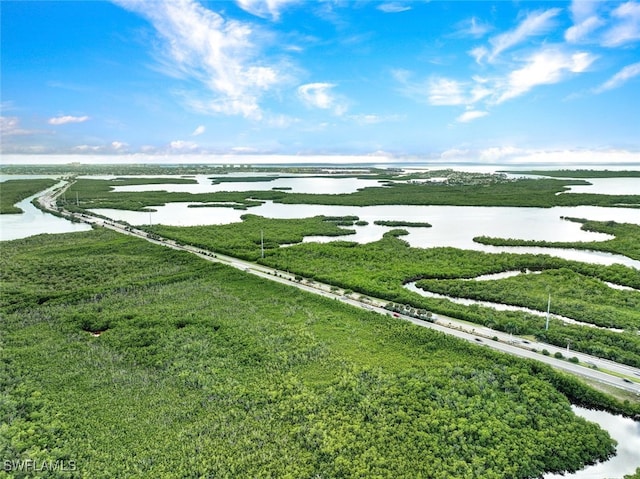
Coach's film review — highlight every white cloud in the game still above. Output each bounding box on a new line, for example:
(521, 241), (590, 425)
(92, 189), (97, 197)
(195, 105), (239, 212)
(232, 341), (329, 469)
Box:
(396, 71), (494, 109)
(392, 69), (428, 102)
(427, 78), (467, 106)
(73, 144), (103, 152)
(349, 113), (403, 125)
(497, 49), (596, 103)
(191, 125), (206, 136)
(602, 1), (640, 46)
(113, 0), (286, 119)
(48, 115), (90, 125)
(469, 83), (493, 104)
(469, 46), (489, 64)
(488, 8), (561, 61)
(453, 17), (492, 38)
(235, 0), (298, 20)
(264, 113), (298, 128)
(478, 146), (523, 162)
(456, 110), (488, 123)
(418, 76), (491, 107)
(594, 62), (640, 92)
(565, 0), (603, 43)
(505, 148), (640, 165)
(1, 116), (25, 135)
(4, 150), (640, 166)
(71, 142), (128, 153)
(569, 1), (600, 23)
(298, 83), (334, 109)
(400, 45), (596, 124)
(565, 15), (604, 43)
(231, 146), (259, 153)
(438, 147), (640, 165)
(353, 114), (382, 124)
(439, 146), (526, 163)
(377, 3), (412, 14)
(565, 1), (640, 46)
(169, 140), (199, 150)
(297, 83), (347, 115)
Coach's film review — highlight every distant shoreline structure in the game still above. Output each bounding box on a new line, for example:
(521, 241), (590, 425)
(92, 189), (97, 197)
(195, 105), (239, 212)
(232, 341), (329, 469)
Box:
(2, 151), (640, 169)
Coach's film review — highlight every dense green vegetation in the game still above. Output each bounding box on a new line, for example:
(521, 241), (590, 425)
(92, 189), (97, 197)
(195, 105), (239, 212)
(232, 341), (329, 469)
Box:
(373, 220), (432, 227)
(268, 178), (640, 208)
(2, 229), (635, 478)
(140, 215), (640, 367)
(209, 175), (287, 183)
(61, 176), (640, 212)
(63, 178), (264, 211)
(107, 177), (198, 185)
(504, 169), (640, 178)
(415, 268), (640, 330)
(0, 178), (57, 214)
(148, 214), (355, 260)
(625, 467), (640, 478)
(475, 217), (640, 260)
(261, 232), (640, 366)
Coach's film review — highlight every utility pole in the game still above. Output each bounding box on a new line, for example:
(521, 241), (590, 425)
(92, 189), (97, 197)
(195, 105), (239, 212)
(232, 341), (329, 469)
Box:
(76, 191), (79, 206)
(261, 229), (264, 259)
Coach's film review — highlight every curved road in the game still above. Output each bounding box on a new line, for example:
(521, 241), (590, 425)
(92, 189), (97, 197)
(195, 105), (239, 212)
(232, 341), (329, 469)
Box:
(36, 180), (640, 396)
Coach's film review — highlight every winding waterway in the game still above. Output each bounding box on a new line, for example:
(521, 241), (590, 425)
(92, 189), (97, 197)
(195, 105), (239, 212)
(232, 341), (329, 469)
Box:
(0, 180), (91, 241)
(403, 280), (625, 332)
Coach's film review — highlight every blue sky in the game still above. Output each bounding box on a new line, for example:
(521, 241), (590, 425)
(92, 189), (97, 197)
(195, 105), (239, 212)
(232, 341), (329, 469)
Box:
(2, 0), (640, 164)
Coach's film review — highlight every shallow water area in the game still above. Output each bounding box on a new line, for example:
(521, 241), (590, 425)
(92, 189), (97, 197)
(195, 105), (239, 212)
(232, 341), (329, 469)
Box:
(544, 406), (640, 479)
(90, 201), (640, 268)
(560, 177), (640, 195)
(0, 184), (92, 241)
(95, 174), (384, 195)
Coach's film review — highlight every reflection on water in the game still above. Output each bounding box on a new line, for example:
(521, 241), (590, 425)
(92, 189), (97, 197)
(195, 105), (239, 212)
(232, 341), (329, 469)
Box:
(562, 177), (640, 195)
(0, 186), (92, 242)
(544, 406), (640, 479)
(105, 174), (384, 195)
(5, 173), (640, 270)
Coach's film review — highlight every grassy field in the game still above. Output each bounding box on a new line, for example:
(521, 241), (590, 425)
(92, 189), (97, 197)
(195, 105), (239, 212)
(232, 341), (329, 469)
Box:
(2, 228), (634, 478)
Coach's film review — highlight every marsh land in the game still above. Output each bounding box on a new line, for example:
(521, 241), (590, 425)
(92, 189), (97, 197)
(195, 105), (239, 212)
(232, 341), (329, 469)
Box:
(1, 165), (640, 478)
